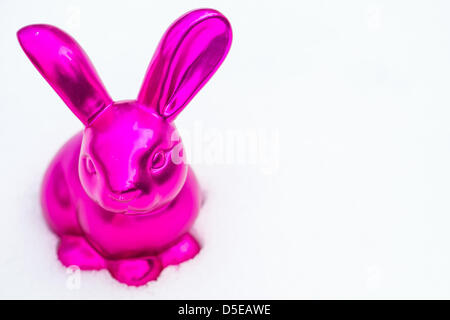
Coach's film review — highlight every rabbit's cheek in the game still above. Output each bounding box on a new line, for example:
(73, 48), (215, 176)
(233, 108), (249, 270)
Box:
(152, 160), (187, 199)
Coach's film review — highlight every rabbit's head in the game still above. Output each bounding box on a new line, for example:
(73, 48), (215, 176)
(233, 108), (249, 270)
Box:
(78, 101), (186, 213)
(18, 9), (232, 213)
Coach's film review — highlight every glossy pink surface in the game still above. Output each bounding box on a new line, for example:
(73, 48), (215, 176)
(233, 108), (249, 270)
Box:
(17, 9), (232, 286)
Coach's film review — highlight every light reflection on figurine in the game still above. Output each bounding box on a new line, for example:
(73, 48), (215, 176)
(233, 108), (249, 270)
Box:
(17, 8), (232, 286)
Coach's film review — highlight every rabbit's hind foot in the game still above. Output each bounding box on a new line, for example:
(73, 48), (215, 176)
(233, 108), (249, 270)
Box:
(159, 233), (200, 268)
(57, 235), (106, 270)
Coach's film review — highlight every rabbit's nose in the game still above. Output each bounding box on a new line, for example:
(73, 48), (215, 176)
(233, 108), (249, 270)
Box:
(110, 188), (141, 203)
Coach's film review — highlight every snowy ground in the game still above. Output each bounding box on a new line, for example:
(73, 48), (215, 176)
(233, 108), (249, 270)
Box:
(2, 0), (450, 299)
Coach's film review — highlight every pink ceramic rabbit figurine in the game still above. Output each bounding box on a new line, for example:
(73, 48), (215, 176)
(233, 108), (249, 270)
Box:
(17, 9), (232, 286)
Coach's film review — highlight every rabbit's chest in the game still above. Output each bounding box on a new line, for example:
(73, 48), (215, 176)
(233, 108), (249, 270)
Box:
(76, 168), (201, 259)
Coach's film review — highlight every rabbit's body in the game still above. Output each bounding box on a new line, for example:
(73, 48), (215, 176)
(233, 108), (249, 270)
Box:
(41, 130), (201, 258)
(18, 9), (231, 286)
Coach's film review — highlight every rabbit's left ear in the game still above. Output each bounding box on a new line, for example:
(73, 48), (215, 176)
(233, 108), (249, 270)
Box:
(17, 25), (112, 125)
(137, 9), (232, 121)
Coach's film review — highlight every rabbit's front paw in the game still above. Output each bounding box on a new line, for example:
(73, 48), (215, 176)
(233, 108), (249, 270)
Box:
(107, 257), (162, 286)
(57, 236), (106, 270)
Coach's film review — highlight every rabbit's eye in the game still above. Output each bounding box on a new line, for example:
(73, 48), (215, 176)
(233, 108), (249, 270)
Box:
(85, 158), (96, 175)
(151, 150), (166, 170)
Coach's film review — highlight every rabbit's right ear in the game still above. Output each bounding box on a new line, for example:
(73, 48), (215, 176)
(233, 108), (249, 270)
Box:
(17, 25), (112, 125)
(137, 9), (232, 121)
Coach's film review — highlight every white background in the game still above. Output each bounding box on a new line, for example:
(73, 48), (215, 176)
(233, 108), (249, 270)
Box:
(1, 0), (450, 299)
